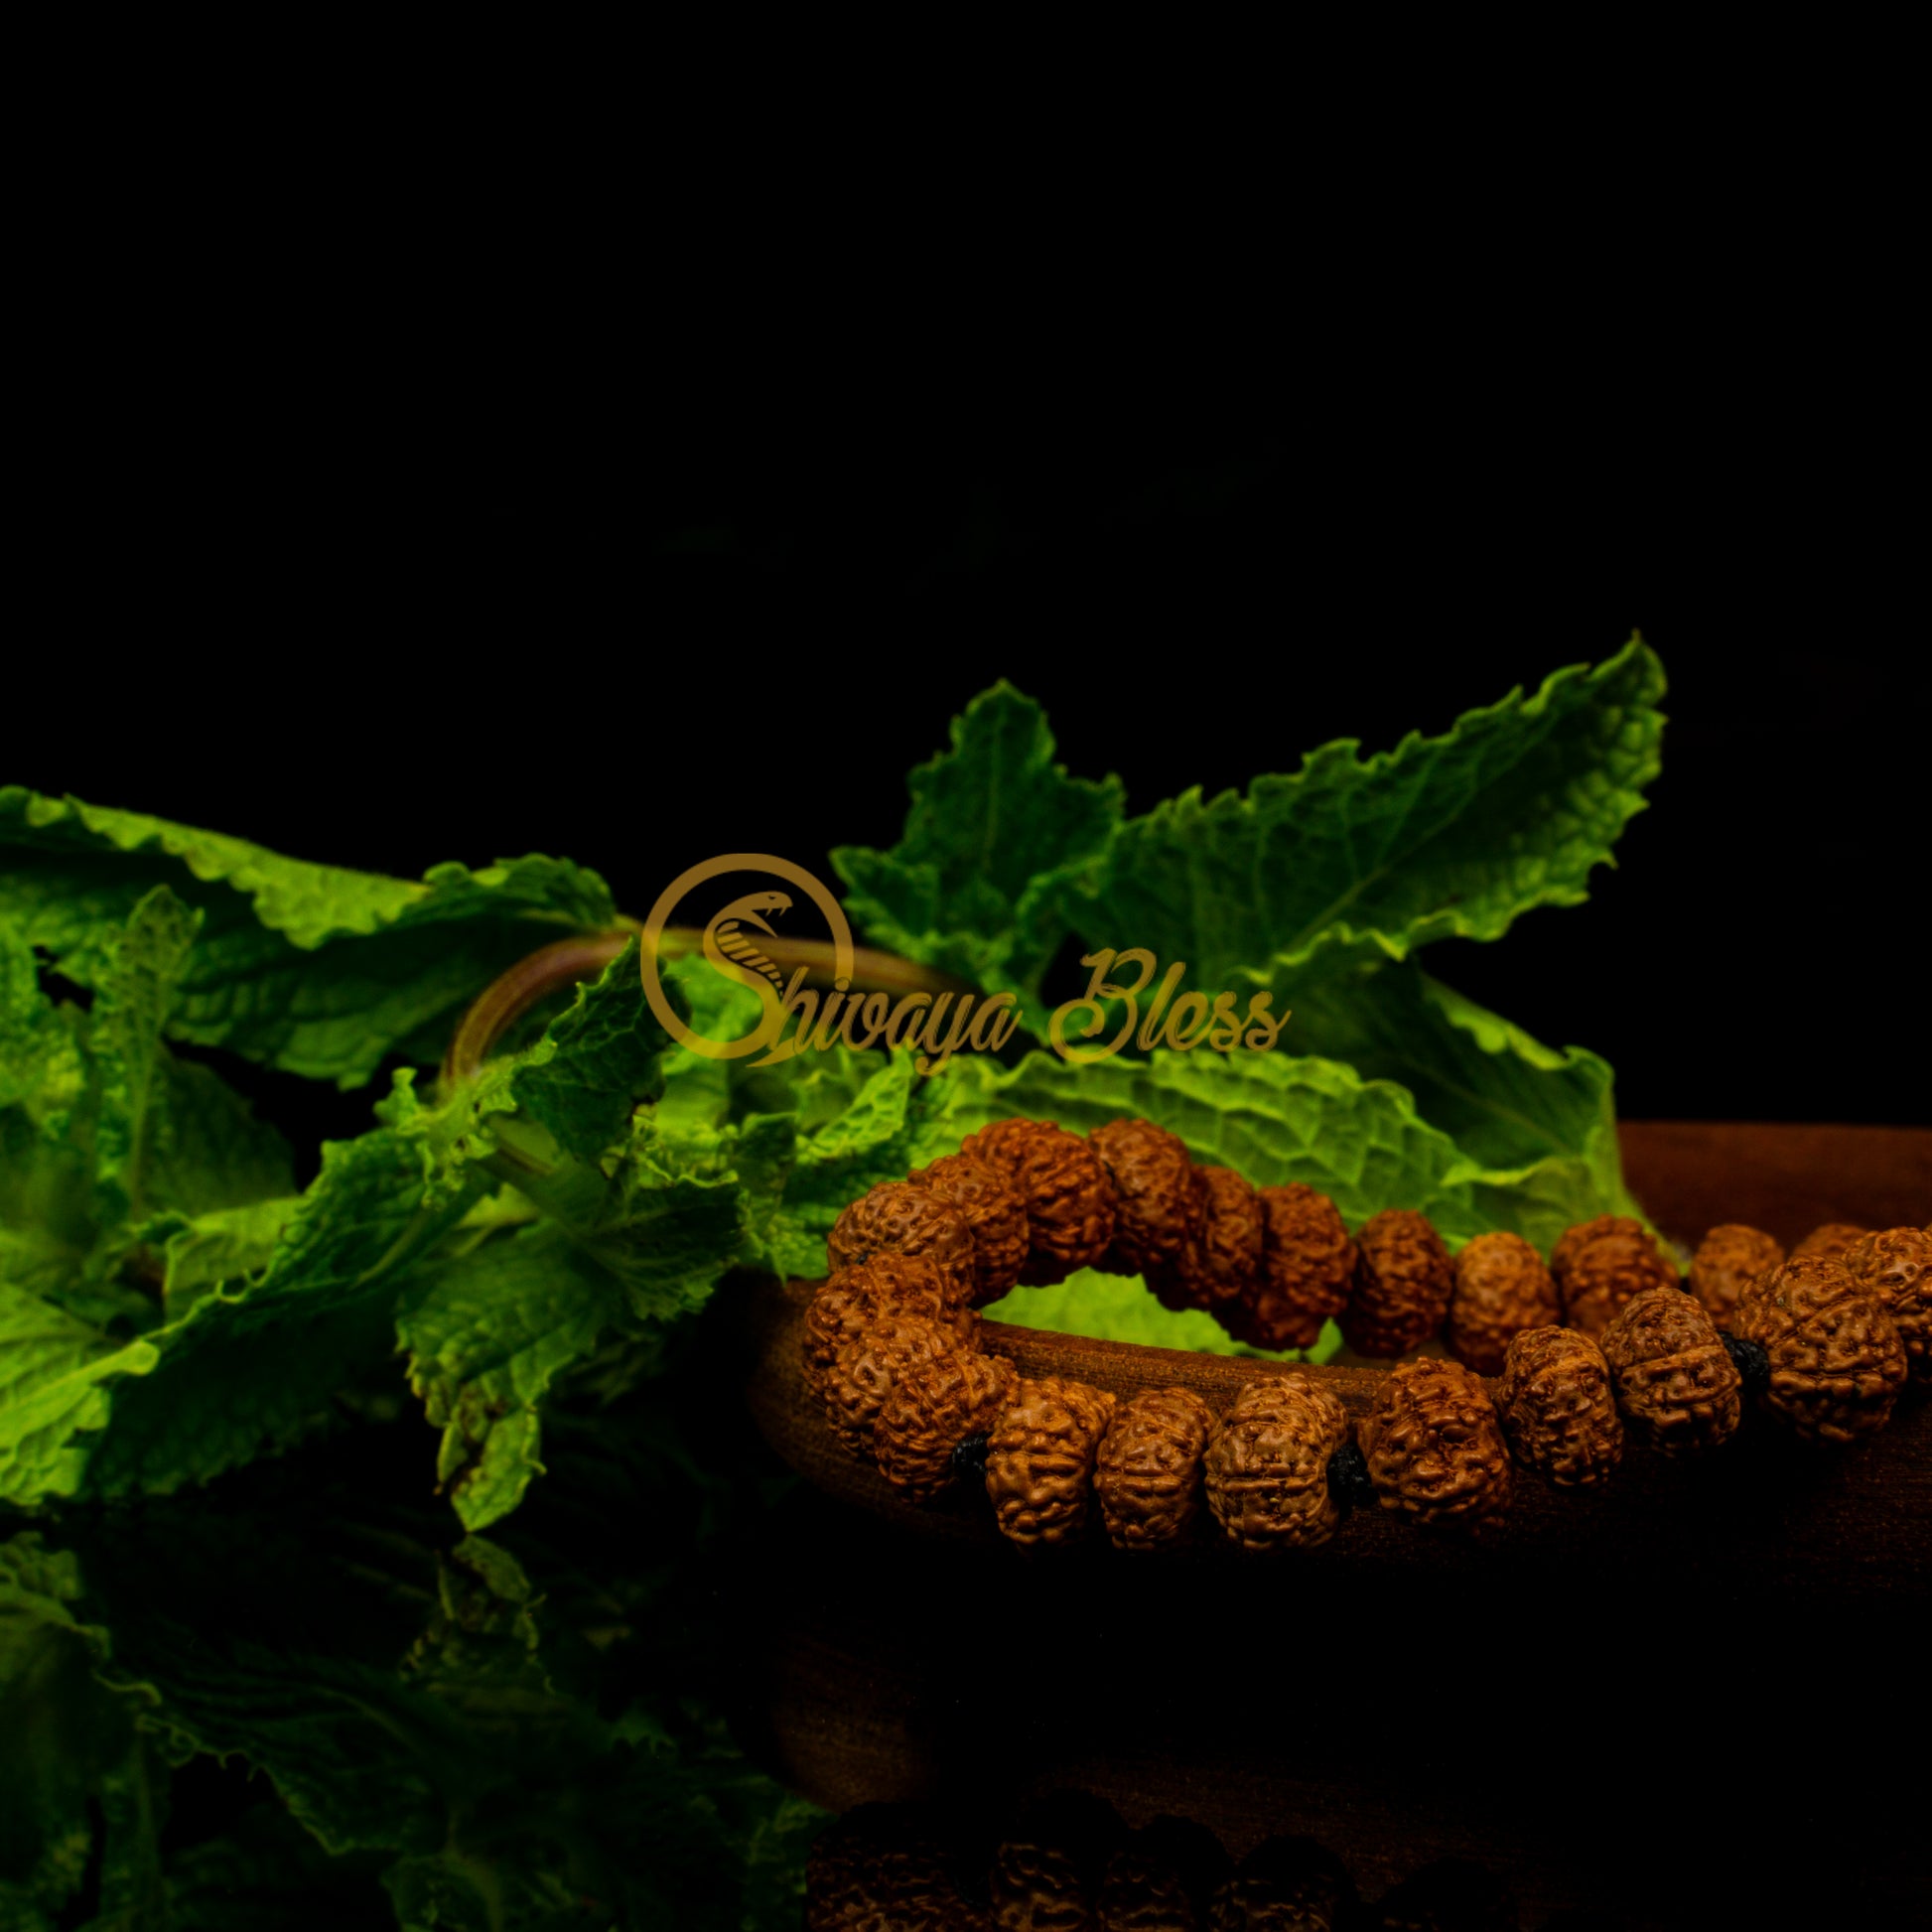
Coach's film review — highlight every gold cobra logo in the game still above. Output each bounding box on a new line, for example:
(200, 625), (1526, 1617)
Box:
(643, 855), (1286, 1073)
(640, 854), (860, 1065)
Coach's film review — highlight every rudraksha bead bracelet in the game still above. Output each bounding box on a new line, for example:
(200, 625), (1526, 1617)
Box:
(799, 1117), (1929, 1554)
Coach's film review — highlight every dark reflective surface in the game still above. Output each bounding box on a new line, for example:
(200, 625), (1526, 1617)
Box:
(8, 1301), (1928, 1928)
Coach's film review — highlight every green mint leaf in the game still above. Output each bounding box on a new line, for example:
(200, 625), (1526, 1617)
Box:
(506, 935), (676, 1158)
(159, 1198), (300, 1320)
(0, 932), (88, 1127)
(88, 885), (202, 1217)
(138, 1057), (296, 1221)
(0, 1286), (157, 1508)
(757, 1051), (984, 1280)
(831, 682), (1125, 1003)
(159, 1801), (388, 1930)
(0, 788), (618, 1086)
(2, 915), (290, 1317)
(595, 1116), (756, 1323)
(1068, 636), (1666, 987)
(1, 966), (98, 1304)
(931, 1045), (1480, 1229)
(398, 1222), (627, 1531)
(1280, 959), (1635, 1210)
(981, 1266), (1335, 1361)
(0, 1533), (141, 1932)
(75, 1125), (480, 1503)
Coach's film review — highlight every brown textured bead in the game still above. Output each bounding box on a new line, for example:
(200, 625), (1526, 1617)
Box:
(1791, 1222), (1870, 1262)
(1731, 1255), (1909, 1444)
(1373, 1860), (1518, 1930)
(991, 1840), (1086, 1932)
(805, 1804), (976, 1932)
(1146, 1166), (1263, 1316)
(1202, 1375), (1349, 1552)
(1359, 1357), (1512, 1529)
(820, 1311), (967, 1459)
(1093, 1387), (1215, 1551)
(909, 1151), (1032, 1306)
(991, 1796), (1125, 1932)
(1097, 1821), (1226, 1932)
(1090, 1118), (1206, 1277)
(805, 1804), (972, 1932)
(1556, 1228), (1680, 1337)
(964, 1119), (1119, 1287)
(827, 1179), (978, 1308)
(1496, 1325), (1623, 1486)
(1223, 1183), (1358, 1352)
(984, 1375), (1118, 1546)
(874, 1348), (1020, 1501)
(801, 1258), (979, 1404)
(1596, 1288), (1742, 1454)
(1210, 1836), (1355, 1932)
(1688, 1223), (1785, 1327)
(1340, 1209), (1453, 1359)
(1447, 1230), (1561, 1375)
(1551, 1213), (1650, 1279)
(1843, 1227), (1932, 1381)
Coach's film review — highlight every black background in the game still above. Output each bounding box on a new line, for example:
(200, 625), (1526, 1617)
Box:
(14, 401), (1925, 1127)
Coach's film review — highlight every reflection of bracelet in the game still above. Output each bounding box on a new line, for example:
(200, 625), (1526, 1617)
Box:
(800, 1116), (1930, 1552)
(809, 1796), (1407, 1930)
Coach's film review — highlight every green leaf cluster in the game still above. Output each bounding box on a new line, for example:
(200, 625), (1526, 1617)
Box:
(3, 643), (1675, 1926)
(1, 1389), (821, 1931)
(4, 640), (1663, 1528)
(832, 640), (1664, 1348)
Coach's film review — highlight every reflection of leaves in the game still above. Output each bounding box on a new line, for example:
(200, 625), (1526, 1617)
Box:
(0, 1534), (155, 1932)
(9, 1386), (821, 1932)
